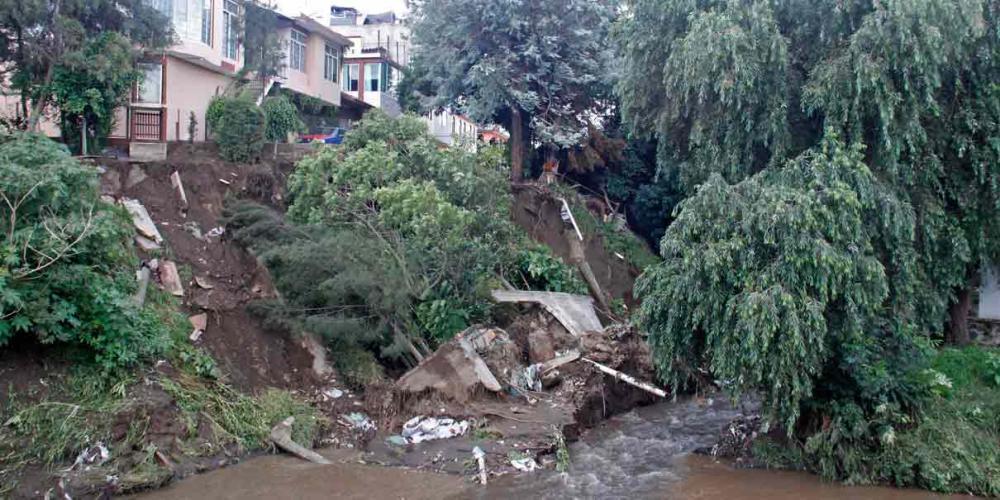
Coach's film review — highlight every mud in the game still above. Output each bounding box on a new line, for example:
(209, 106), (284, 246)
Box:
(511, 184), (641, 304)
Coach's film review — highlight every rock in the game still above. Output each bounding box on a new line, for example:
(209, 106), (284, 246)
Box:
(193, 276), (214, 289)
(159, 260), (184, 297)
(527, 329), (556, 363)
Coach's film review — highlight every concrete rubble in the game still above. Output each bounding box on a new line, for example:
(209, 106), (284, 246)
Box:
(396, 327), (506, 402)
(491, 290), (603, 337)
(158, 260), (184, 297)
(121, 198), (163, 244)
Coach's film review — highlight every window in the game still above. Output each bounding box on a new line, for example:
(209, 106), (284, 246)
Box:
(137, 62), (163, 104)
(146, 0), (172, 16)
(324, 44), (339, 82)
(342, 63), (359, 91)
(222, 0), (238, 60)
(201, 0), (212, 45)
(365, 62), (383, 92)
(289, 29), (307, 72)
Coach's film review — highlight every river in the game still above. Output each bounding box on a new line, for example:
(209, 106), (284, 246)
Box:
(139, 398), (962, 500)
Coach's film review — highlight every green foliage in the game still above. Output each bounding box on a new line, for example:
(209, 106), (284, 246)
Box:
(161, 374), (323, 451)
(241, 1), (287, 80)
(261, 94), (304, 143)
(187, 111), (198, 143)
(407, 0), (618, 174)
(779, 348), (1000, 497)
(214, 94), (265, 163)
(206, 96), (227, 136)
(0, 0), (172, 134)
(228, 112), (558, 367)
(515, 246), (587, 294)
(0, 133), (170, 370)
(624, 1), (999, 492)
(49, 32), (139, 154)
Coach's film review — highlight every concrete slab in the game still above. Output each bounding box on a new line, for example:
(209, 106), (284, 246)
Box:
(491, 290), (603, 337)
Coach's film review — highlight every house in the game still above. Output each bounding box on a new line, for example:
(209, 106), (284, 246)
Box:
(329, 7), (482, 149)
(111, 2), (352, 157)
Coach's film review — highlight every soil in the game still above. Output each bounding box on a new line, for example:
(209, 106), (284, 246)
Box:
(107, 145), (317, 391)
(510, 183), (641, 304)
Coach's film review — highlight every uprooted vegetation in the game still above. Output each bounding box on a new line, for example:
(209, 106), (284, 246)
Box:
(225, 112), (589, 380)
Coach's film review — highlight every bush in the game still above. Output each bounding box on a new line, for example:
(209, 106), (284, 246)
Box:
(0, 133), (171, 371)
(261, 94), (304, 144)
(214, 94), (265, 162)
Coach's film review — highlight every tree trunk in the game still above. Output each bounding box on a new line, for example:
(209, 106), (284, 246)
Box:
(947, 285), (973, 346)
(510, 107), (524, 182)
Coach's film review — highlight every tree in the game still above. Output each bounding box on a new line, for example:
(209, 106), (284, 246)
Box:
(50, 32), (139, 154)
(0, 133), (170, 370)
(618, 0), (999, 348)
(241, 1), (286, 81)
(0, 0), (172, 132)
(406, 0), (618, 181)
(261, 94), (304, 156)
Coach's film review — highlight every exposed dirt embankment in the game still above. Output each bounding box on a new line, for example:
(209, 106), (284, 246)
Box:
(104, 145), (318, 391)
(510, 184), (642, 304)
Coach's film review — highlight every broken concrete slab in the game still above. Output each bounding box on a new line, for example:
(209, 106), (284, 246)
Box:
(170, 171), (189, 208)
(396, 327), (504, 402)
(159, 260), (184, 297)
(135, 235), (161, 252)
(121, 198), (163, 243)
(491, 290), (603, 338)
(193, 276), (214, 289)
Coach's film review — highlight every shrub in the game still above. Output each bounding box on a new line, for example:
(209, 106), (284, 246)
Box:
(261, 94), (304, 144)
(0, 133), (171, 371)
(214, 94), (265, 162)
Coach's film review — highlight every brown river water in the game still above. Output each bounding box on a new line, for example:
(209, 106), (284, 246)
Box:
(138, 398), (965, 500)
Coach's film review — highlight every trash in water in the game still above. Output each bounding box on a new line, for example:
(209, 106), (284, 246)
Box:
(343, 412), (375, 432)
(401, 416), (469, 444)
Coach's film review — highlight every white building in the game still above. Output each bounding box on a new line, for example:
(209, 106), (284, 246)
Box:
(328, 5), (479, 149)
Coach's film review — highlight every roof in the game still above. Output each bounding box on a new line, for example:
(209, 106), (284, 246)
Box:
(275, 12), (353, 47)
(364, 11), (398, 24)
(330, 5), (359, 13)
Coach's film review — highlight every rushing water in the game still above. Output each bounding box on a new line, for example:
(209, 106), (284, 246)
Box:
(140, 398), (963, 500)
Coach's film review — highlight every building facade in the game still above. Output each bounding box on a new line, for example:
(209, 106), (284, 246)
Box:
(112, 2), (351, 148)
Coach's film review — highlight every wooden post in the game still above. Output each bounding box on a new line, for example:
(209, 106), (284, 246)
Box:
(582, 358), (666, 398)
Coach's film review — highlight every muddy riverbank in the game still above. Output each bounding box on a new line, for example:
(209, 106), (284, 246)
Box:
(136, 397), (965, 500)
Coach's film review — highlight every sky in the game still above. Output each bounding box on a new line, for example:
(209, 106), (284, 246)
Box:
(275, 0), (409, 20)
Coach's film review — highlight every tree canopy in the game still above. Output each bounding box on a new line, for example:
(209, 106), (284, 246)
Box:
(622, 2), (998, 490)
(406, 0), (618, 180)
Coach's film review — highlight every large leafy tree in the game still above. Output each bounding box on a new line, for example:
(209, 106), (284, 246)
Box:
(406, 0), (618, 181)
(0, 0), (172, 133)
(621, 0), (999, 459)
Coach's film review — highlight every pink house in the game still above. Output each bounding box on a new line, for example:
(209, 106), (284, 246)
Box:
(109, 2), (351, 157)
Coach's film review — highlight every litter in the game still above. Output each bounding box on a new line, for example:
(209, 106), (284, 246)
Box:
(510, 457), (539, 472)
(66, 442), (110, 471)
(401, 416), (469, 444)
(385, 435), (408, 447)
(343, 412), (376, 433)
(206, 226), (225, 238)
(322, 388), (343, 400)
